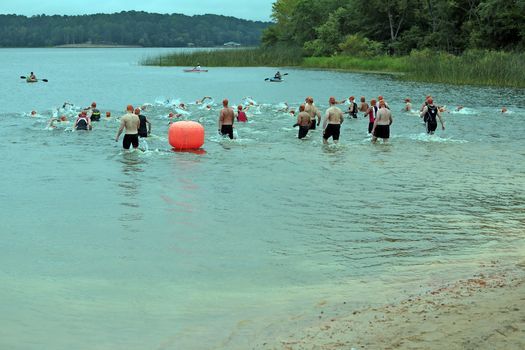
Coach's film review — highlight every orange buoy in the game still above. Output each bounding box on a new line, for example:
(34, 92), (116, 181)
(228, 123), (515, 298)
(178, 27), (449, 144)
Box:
(168, 121), (205, 150)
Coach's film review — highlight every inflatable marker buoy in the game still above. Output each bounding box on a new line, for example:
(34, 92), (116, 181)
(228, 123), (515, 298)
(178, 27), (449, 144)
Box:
(168, 121), (205, 150)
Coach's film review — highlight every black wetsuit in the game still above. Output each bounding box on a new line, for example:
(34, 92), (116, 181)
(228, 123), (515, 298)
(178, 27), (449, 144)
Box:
(425, 105), (438, 133)
(349, 102), (358, 118)
(76, 117), (88, 130)
(91, 109), (101, 121)
(138, 114), (148, 137)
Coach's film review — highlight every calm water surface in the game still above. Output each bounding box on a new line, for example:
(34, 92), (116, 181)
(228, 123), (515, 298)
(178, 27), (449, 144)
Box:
(0, 48), (524, 349)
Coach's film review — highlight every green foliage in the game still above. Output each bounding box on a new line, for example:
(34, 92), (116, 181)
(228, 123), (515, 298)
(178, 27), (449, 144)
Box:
(264, 0), (525, 55)
(0, 12), (270, 47)
(338, 34), (383, 57)
(301, 55), (408, 73)
(142, 46), (304, 67)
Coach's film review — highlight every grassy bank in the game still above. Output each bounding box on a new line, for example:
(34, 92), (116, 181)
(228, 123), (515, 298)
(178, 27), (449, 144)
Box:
(143, 48), (525, 88)
(141, 47), (303, 67)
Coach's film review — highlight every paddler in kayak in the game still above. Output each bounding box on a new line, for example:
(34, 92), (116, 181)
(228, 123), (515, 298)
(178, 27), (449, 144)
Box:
(274, 71), (282, 80)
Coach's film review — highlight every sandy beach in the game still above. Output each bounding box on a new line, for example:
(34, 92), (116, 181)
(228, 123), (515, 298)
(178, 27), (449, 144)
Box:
(255, 259), (525, 350)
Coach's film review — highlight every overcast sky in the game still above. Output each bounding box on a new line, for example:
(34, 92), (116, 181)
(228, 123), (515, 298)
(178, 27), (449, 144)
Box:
(0, 0), (273, 22)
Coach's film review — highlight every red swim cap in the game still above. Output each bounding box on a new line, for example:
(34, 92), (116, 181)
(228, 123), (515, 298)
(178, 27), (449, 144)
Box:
(427, 98), (433, 104)
(126, 105), (134, 111)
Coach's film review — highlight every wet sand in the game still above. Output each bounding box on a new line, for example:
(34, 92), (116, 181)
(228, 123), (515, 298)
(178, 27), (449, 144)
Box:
(255, 260), (525, 350)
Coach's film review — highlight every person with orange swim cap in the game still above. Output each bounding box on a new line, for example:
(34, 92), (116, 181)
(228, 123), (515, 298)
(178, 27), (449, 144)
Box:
(115, 105), (140, 149)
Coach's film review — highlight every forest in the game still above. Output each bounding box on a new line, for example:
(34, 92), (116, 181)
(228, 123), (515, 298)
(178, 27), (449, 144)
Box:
(0, 11), (269, 47)
(261, 0), (525, 56)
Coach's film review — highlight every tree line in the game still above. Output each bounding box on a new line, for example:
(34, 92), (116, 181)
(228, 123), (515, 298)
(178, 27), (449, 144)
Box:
(0, 11), (270, 47)
(261, 0), (525, 56)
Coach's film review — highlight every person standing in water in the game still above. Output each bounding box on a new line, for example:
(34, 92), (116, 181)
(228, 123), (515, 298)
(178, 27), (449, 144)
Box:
(367, 99), (378, 134)
(87, 102), (101, 121)
(323, 97), (344, 144)
(371, 100), (393, 143)
(421, 97), (445, 134)
(236, 105), (248, 122)
(218, 99), (235, 139)
(74, 111), (91, 131)
(115, 105), (140, 149)
(305, 96), (321, 130)
(293, 104), (311, 139)
(135, 108), (151, 138)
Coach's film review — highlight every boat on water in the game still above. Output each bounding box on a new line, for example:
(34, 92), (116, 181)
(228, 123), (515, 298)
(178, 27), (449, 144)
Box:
(26, 78), (38, 83)
(267, 78), (283, 83)
(183, 69), (208, 73)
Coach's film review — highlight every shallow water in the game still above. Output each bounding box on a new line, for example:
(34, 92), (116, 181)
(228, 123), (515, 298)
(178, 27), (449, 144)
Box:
(1, 48), (524, 349)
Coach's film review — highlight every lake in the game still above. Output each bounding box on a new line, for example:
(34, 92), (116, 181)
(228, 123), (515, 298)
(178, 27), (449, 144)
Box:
(0, 48), (524, 349)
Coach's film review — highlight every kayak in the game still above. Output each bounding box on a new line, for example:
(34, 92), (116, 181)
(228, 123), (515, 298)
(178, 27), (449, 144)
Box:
(183, 69), (208, 73)
(267, 78), (283, 82)
(26, 78), (38, 83)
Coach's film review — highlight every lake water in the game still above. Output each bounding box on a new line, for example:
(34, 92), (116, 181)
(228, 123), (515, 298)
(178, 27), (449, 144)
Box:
(1, 48), (524, 349)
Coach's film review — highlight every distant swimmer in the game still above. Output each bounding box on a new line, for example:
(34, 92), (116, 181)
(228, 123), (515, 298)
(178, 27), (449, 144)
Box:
(501, 107), (508, 113)
(404, 98), (412, 112)
(87, 102), (101, 121)
(323, 97), (344, 144)
(236, 105), (248, 122)
(115, 105), (140, 149)
(305, 96), (321, 130)
(371, 100), (393, 143)
(346, 96), (358, 118)
(293, 104), (311, 139)
(135, 108), (151, 138)
(47, 116), (68, 129)
(421, 97), (445, 134)
(456, 106), (464, 111)
(196, 96), (212, 104)
(218, 99), (235, 139)
(367, 99), (378, 134)
(106, 111), (111, 118)
(74, 111), (91, 131)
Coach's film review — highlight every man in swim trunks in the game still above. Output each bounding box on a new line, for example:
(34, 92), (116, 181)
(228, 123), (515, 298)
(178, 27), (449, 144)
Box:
(371, 100), (393, 143)
(115, 105), (140, 149)
(293, 104), (311, 139)
(304, 97), (321, 130)
(218, 99), (235, 139)
(323, 97), (344, 144)
(420, 97), (445, 134)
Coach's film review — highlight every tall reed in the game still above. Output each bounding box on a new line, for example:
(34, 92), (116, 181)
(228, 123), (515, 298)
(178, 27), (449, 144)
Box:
(404, 50), (525, 88)
(141, 47), (303, 67)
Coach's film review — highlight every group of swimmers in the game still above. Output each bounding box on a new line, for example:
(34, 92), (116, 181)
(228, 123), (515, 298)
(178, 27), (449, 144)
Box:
(41, 93), (453, 149)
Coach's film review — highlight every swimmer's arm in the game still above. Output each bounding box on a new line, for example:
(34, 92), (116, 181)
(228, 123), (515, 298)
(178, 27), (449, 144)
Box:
(146, 119), (152, 134)
(115, 120), (125, 141)
(218, 112), (223, 130)
(340, 113), (344, 124)
(437, 111), (445, 129)
(420, 106), (428, 118)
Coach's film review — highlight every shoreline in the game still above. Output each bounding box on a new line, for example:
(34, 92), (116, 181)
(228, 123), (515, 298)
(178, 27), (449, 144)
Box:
(253, 259), (525, 349)
(54, 44), (143, 48)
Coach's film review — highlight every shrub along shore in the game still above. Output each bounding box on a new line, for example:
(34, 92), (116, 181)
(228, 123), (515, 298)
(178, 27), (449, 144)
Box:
(142, 48), (525, 88)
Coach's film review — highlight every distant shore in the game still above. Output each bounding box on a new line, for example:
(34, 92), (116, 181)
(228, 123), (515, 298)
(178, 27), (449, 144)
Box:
(54, 44), (142, 48)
